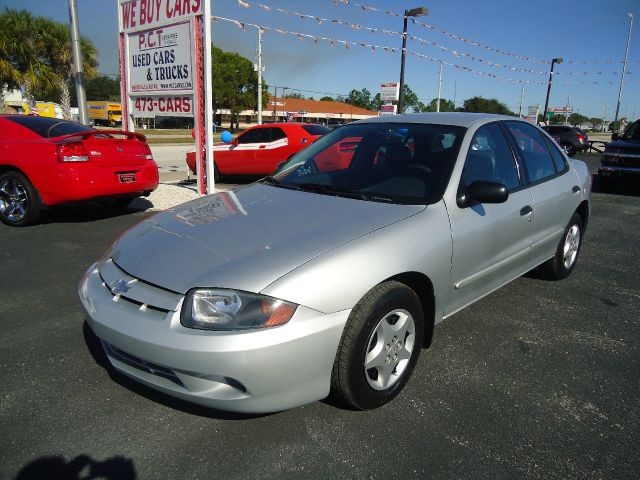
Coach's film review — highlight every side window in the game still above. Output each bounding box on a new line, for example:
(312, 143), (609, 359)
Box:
(505, 122), (557, 183)
(543, 136), (568, 172)
(271, 128), (286, 142)
(237, 128), (270, 144)
(460, 123), (521, 191)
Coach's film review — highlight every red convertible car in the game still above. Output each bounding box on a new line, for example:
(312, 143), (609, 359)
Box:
(0, 115), (159, 226)
(186, 123), (330, 179)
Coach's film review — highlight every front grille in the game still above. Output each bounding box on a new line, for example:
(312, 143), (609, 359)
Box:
(102, 341), (184, 388)
(98, 258), (183, 314)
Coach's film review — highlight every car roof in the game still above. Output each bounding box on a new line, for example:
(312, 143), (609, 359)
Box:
(355, 112), (521, 128)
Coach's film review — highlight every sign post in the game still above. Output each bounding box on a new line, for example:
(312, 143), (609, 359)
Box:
(117, 0), (214, 195)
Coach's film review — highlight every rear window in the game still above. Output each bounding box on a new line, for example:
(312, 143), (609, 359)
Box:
(5, 116), (94, 138)
(302, 125), (331, 136)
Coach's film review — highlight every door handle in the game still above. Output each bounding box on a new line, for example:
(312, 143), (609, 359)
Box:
(520, 205), (533, 216)
(259, 145), (266, 149)
(572, 185), (581, 193)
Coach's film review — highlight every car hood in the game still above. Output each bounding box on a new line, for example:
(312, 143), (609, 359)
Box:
(109, 183), (424, 295)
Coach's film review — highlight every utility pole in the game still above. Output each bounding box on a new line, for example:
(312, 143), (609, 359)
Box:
(542, 57), (563, 124)
(281, 87), (287, 119)
(614, 13), (634, 130)
(436, 61), (442, 112)
(273, 86), (277, 120)
(603, 101), (608, 132)
(398, 6), (428, 114)
(565, 97), (570, 125)
(68, 0), (87, 124)
(518, 85), (525, 118)
(257, 28), (263, 125)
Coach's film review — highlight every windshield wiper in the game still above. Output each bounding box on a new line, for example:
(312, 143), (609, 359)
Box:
(260, 176), (302, 190)
(296, 183), (393, 203)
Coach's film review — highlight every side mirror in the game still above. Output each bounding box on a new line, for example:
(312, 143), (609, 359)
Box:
(611, 132), (620, 141)
(458, 181), (509, 208)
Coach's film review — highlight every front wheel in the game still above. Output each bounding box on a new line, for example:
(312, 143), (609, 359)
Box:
(541, 212), (583, 280)
(331, 281), (424, 410)
(0, 171), (41, 227)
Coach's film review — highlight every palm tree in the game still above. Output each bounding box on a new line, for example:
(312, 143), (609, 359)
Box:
(0, 9), (58, 113)
(40, 20), (98, 119)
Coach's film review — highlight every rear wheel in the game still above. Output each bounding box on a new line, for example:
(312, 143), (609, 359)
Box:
(0, 171), (41, 227)
(561, 143), (575, 157)
(541, 212), (583, 280)
(331, 281), (424, 410)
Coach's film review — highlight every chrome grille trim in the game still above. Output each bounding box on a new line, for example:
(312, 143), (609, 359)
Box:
(99, 258), (182, 312)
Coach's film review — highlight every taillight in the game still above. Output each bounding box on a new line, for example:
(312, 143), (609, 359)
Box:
(57, 142), (89, 162)
(577, 134), (586, 141)
(142, 142), (153, 160)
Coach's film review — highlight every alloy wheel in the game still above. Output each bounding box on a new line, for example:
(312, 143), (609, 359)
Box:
(0, 177), (29, 222)
(364, 309), (416, 391)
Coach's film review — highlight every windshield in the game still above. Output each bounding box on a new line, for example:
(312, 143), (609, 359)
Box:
(621, 121), (640, 141)
(269, 122), (466, 205)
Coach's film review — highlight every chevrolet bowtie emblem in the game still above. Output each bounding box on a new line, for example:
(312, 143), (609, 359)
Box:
(110, 279), (131, 295)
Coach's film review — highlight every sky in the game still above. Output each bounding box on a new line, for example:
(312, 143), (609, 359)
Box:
(2, 0), (639, 119)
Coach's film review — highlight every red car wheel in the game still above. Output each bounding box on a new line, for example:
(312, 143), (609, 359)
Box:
(0, 171), (41, 227)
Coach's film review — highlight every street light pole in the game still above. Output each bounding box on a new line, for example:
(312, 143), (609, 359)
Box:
(398, 6), (427, 114)
(542, 57), (563, 124)
(257, 27), (263, 125)
(436, 60), (442, 112)
(68, 0), (87, 124)
(614, 13), (634, 130)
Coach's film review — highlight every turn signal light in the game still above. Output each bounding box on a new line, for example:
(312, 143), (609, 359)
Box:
(57, 142), (89, 162)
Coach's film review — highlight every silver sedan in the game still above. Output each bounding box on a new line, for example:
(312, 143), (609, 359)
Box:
(79, 113), (592, 413)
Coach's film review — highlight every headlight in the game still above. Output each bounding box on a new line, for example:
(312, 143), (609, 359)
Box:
(181, 289), (297, 331)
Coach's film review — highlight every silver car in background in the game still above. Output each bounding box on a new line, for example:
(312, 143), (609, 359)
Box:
(79, 113), (592, 413)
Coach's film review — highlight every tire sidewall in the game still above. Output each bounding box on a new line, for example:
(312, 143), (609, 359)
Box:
(343, 285), (424, 410)
(555, 213), (583, 278)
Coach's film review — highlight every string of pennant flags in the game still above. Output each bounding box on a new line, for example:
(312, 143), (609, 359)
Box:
(326, 0), (638, 66)
(234, 0), (635, 76)
(214, 14), (631, 87)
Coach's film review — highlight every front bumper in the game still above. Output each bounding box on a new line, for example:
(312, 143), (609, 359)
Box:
(78, 263), (349, 413)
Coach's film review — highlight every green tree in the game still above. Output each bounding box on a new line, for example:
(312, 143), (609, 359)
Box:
(346, 88), (373, 110)
(423, 98), (456, 112)
(462, 96), (513, 115)
(211, 45), (266, 131)
(283, 92), (306, 99)
(567, 113), (588, 127)
(0, 8), (58, 112)
(400, 84), (421, 113)
(39, 20), (98, 119)
(71, 75), (121, 104)
(319, 96), (334, 102)
(589, 117), (604, 130)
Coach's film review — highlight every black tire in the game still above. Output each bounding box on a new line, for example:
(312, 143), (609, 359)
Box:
(0, 171), (41, 227)
(331, 281), (424, 410)
(561, 143), (575, 157)
(541, 212), (583, 280)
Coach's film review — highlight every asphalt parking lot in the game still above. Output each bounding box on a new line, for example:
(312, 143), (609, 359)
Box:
(1, 160), (639, 479)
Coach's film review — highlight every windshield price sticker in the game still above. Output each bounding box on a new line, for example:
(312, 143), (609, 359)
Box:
(128, 21), (194, 94)
(131, 95), (194, 117)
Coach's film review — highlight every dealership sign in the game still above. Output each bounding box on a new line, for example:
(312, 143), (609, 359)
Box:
(118, 0), (215, 195)
(380, 82), (399, 102)
(119, 0), (203, 33)
(128, 22), (194, 94)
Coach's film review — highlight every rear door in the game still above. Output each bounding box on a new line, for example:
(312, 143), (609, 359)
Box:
(503, 121), (579, 266)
